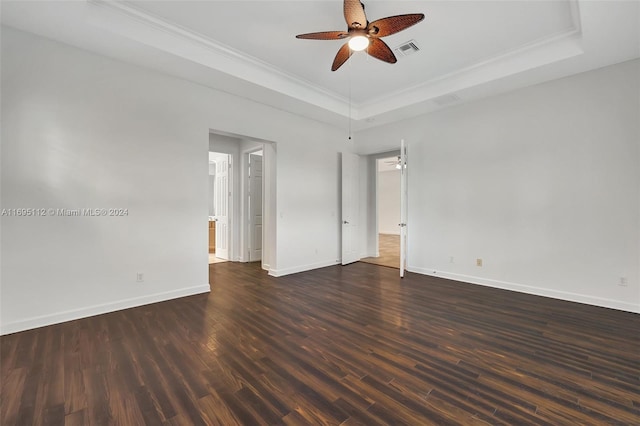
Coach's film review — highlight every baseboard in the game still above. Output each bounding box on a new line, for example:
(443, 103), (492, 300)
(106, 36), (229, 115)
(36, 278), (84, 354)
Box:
(360, 251), (378, 258)
(269, 259), (339, 277)
(408, 267), (639, 314)
(0, 284), (211, 335)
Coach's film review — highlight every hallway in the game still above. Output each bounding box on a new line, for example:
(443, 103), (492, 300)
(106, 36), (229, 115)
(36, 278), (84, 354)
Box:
(360, 233), (400, 269)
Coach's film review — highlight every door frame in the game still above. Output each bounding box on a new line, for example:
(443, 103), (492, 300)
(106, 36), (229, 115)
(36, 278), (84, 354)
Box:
(399, 139), (408, 278)
(209, 151), (232, 260)
(209, 130), (277, 272)
(243, 147), (264, 264)
(367, 149), (402, 260)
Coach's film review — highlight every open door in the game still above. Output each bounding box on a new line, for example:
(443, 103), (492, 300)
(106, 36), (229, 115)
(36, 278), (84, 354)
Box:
(342, 152), (360, 265)
(215, 155), (230, 260)
(399, 139), (408, 277)
(248, 153), (263, 262)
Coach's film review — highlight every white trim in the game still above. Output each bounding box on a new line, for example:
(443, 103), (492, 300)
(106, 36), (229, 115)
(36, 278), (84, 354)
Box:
(0, 284), (211, 335)
(409, 267), (640, 314)
(368, 150), (401, 263)
(359, 251), (377, 259)
(359, 30), (583, 120)
(86, 0), (586, 123)
(269, 260), (339, 277)
(242, 146), (265, 264)
(365, 27), (581, 109)
(86, 0), (349, 114)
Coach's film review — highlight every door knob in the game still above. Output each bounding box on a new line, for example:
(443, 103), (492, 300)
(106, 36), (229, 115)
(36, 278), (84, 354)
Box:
(343, 220), (349, 224)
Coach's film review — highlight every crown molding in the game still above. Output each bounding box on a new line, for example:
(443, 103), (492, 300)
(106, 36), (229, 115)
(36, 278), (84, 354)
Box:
(85, 0), (585, 124)
(86, 0), (352, 115)
(358, 27), (584, 119)
(358, 0), (583, 119)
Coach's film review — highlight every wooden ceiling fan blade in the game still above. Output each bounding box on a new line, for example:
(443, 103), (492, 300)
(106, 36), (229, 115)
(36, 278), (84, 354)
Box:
(332, 43), (353, 71)
(368, 14), (425, 37)
(296, 31), (349, 40)
(366, 38), (397, 64)
(344, 0), (367, 29)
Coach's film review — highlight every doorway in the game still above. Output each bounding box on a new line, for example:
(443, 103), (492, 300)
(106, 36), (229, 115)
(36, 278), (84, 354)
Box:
(360, 155), (401, 269)
(209, 131), (276, 272)
(208, 151), (231, 264)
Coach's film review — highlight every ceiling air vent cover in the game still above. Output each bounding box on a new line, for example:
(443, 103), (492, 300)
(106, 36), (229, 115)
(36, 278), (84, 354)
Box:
(394, 40), (420, 57)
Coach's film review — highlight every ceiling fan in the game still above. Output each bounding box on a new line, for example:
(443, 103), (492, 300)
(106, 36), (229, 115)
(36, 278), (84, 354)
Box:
(296, 0), (425, 71)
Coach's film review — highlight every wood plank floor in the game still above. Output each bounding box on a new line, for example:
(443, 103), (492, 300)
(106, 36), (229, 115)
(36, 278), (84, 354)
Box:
(360, 234), (400, 269)
(2, 262), (639, 425)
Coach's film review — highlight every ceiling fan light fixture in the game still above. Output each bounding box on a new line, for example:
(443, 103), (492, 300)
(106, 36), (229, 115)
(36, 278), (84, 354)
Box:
(348, 35), (369, 51)
(295, 1), (425, 71)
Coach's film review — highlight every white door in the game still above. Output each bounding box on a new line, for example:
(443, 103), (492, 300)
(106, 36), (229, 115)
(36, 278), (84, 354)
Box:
(249, 153), (263, 262)
(342, 152), (360, 265)
(400, 139), (408, 277)
(215, 156), (230, 260)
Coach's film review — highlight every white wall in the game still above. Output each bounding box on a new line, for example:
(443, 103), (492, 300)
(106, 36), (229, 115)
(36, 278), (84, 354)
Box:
(274, 135), (344, 276)
(262, 142), (277, 272)
(0, 27), (345, 334)
(355, 59), (640, 313)
(378, 169), (401, 235)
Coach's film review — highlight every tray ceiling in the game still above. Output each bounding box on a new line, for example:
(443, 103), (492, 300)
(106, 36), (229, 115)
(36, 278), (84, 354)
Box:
(1, 1), (638, 129)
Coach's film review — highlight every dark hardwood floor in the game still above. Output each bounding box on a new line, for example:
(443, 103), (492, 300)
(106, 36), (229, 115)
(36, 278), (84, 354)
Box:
(2, 262), (639, 425)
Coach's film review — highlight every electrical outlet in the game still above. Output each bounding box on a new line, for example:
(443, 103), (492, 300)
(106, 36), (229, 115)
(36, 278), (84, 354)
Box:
(136, 272), (144, 282)
(476, 258), (483, 267)
(449, 256), (454, 263)
(619, 277), (628, 287)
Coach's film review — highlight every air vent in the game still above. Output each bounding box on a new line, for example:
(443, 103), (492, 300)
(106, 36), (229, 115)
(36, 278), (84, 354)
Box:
(432, 93), (461, 107)
(394, 40), (420, 57)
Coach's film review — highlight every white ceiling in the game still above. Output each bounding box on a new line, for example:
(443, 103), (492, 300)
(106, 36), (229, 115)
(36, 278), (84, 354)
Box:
(2, 1), (639, 130)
